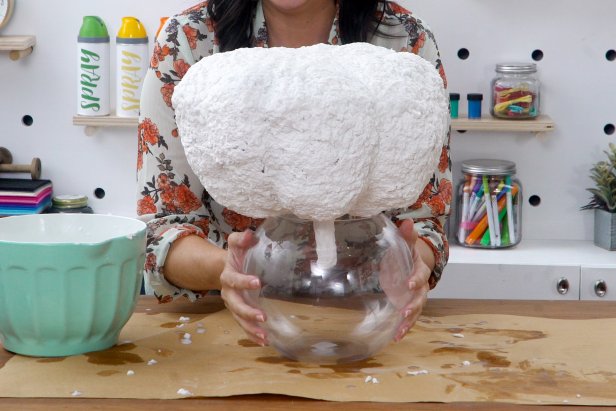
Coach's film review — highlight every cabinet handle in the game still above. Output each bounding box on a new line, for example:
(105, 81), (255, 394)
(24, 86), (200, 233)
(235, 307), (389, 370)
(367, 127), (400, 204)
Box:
(556, 277), (569, 295)
(594, 280), (607, 298)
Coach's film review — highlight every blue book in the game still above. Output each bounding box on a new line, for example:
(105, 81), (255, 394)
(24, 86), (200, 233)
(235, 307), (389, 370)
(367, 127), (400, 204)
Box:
(0, 197), (52, 216)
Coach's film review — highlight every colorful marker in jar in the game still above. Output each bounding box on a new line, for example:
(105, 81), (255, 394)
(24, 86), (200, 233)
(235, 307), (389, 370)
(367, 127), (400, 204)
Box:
(455, 159), (522, 249)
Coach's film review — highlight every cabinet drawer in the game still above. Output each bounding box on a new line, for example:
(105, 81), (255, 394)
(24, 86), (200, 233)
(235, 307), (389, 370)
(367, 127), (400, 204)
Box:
(580, 267), (616, 301)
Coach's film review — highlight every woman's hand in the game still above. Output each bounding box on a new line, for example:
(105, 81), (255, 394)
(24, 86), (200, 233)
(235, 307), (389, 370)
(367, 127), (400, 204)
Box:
(393, 219), (431, 342)
(220, 231), (268, 346)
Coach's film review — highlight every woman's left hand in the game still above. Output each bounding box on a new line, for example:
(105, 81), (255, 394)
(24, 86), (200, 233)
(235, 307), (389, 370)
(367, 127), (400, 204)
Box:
(393, 219), (431, 342)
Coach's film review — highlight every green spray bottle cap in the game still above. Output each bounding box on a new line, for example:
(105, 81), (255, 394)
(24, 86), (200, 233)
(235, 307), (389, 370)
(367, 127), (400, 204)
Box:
(78, 16), (110, 43)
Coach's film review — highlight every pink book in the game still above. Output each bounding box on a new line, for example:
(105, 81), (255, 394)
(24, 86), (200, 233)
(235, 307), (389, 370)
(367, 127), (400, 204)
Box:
(0, 187), (53, 205)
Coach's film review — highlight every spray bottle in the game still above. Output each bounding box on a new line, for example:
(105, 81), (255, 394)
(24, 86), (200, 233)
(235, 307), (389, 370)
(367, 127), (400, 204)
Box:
(77, 16), (110, 116)
(156, 17), (169, 39)
(116, 17), (148, 117)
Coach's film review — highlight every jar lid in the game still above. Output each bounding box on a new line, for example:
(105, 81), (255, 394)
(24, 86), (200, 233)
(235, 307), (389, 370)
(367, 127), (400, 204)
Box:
(462, 159), (516, 175)
(495, 63), (537, 74)
(467, 93), (483, 101)
(449, 93), (460, 100)
(52, 194), (89, 208)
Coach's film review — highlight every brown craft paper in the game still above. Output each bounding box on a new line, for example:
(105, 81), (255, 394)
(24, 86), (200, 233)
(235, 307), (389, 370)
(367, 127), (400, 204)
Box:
(1, 303), (616, 405)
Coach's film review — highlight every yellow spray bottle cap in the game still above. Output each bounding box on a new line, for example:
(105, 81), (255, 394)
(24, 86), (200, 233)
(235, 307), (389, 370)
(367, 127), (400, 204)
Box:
(117, 17), (148, 44)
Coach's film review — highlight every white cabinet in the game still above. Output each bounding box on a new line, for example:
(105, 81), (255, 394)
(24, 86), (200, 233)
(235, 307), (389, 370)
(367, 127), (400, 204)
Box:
(580, 267), (616, 301)
(429, 240), (615, 301)
(429, 263), (580, 300)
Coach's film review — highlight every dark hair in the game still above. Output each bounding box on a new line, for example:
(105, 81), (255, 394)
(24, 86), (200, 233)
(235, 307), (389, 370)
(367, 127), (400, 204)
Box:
(207, 0), (387, 52)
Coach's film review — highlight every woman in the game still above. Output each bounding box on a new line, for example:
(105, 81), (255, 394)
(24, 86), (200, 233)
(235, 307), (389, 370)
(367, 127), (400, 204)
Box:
(137, 0), (451, 346)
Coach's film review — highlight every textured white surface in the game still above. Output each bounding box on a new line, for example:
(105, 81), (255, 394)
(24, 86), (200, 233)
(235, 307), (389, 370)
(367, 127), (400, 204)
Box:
(173, 43), (448, 221)
(313, 220), (337, 268)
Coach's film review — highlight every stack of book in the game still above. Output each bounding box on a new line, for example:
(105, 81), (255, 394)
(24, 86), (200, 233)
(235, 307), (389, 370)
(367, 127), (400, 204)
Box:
(0, 178), (53, 216)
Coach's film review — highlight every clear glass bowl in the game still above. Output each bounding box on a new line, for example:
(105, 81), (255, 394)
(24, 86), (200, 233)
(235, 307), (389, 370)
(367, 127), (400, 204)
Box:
(243, 214), (413, 364)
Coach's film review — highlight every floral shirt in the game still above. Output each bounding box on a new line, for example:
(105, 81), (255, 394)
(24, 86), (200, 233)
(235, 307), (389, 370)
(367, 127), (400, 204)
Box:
(137, 0), (452, 303)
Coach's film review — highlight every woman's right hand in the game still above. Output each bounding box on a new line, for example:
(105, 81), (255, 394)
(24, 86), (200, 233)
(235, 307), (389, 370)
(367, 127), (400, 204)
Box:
(220, 231), (268, 346)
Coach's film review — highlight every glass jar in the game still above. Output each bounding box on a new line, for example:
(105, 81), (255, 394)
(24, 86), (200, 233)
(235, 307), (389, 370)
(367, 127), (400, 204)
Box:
(243, 214), (413, 364)
(490, 63), (540, 119)
(47, 194), (94, 214)
(455, 159), (522, 249)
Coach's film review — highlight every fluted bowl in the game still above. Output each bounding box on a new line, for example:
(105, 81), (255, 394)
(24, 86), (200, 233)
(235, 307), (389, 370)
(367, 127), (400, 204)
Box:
(244, 214), (413, 364)
(0, 214), (146, 357)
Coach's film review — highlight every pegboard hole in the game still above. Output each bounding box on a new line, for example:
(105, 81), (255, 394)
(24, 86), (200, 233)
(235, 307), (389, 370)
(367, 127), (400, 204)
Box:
(457, 48), (470, 60)
(94, 188), (106, 199)
(22, 115), (34, 126)
(531, 49), (544, 61)
(606, 50), (616, 62)
(528, 195), (541, 207)
(604, 124), (615, 135)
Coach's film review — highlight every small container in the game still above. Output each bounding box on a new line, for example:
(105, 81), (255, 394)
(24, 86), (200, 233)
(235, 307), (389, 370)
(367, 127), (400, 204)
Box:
(467, 93), (483, 119)
(490, 63), (540, 119)
(449, 93), (460, 119)
(47, 195), (94, 214)
(455, 159), (522, 249)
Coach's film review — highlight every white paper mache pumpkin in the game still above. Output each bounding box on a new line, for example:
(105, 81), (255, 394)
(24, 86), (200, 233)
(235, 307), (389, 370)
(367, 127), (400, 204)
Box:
(172, 42), (449, 222)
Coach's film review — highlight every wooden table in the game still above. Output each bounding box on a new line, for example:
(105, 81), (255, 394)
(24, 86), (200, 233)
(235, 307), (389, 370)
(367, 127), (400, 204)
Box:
(1, 297), (615, 410)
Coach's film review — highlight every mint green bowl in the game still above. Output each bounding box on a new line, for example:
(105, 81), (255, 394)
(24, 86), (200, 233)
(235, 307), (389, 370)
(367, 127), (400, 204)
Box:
(0, 214), (146, 357)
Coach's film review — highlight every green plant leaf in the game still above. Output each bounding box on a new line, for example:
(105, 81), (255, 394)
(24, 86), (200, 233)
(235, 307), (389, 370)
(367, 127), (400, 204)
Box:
(583, 143), (616, 212)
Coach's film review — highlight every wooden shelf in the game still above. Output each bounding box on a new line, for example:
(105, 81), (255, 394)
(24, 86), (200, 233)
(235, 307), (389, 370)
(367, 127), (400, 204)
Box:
(451, 115), (555, 132)
(0, 35), (36, 61)
(73, 115), (138, 136)
(71, 114), (556, 134)
(73, 115), (138, 127)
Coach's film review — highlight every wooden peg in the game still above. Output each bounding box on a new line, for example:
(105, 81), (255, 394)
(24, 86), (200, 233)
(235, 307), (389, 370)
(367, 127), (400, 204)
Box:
(84, 125), (98, 136)
(9, 46), (33, 61)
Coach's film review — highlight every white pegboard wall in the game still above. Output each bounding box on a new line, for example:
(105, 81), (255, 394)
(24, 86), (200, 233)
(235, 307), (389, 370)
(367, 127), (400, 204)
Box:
(405, 0), (616, 243)
(0, 0), (614, 244)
